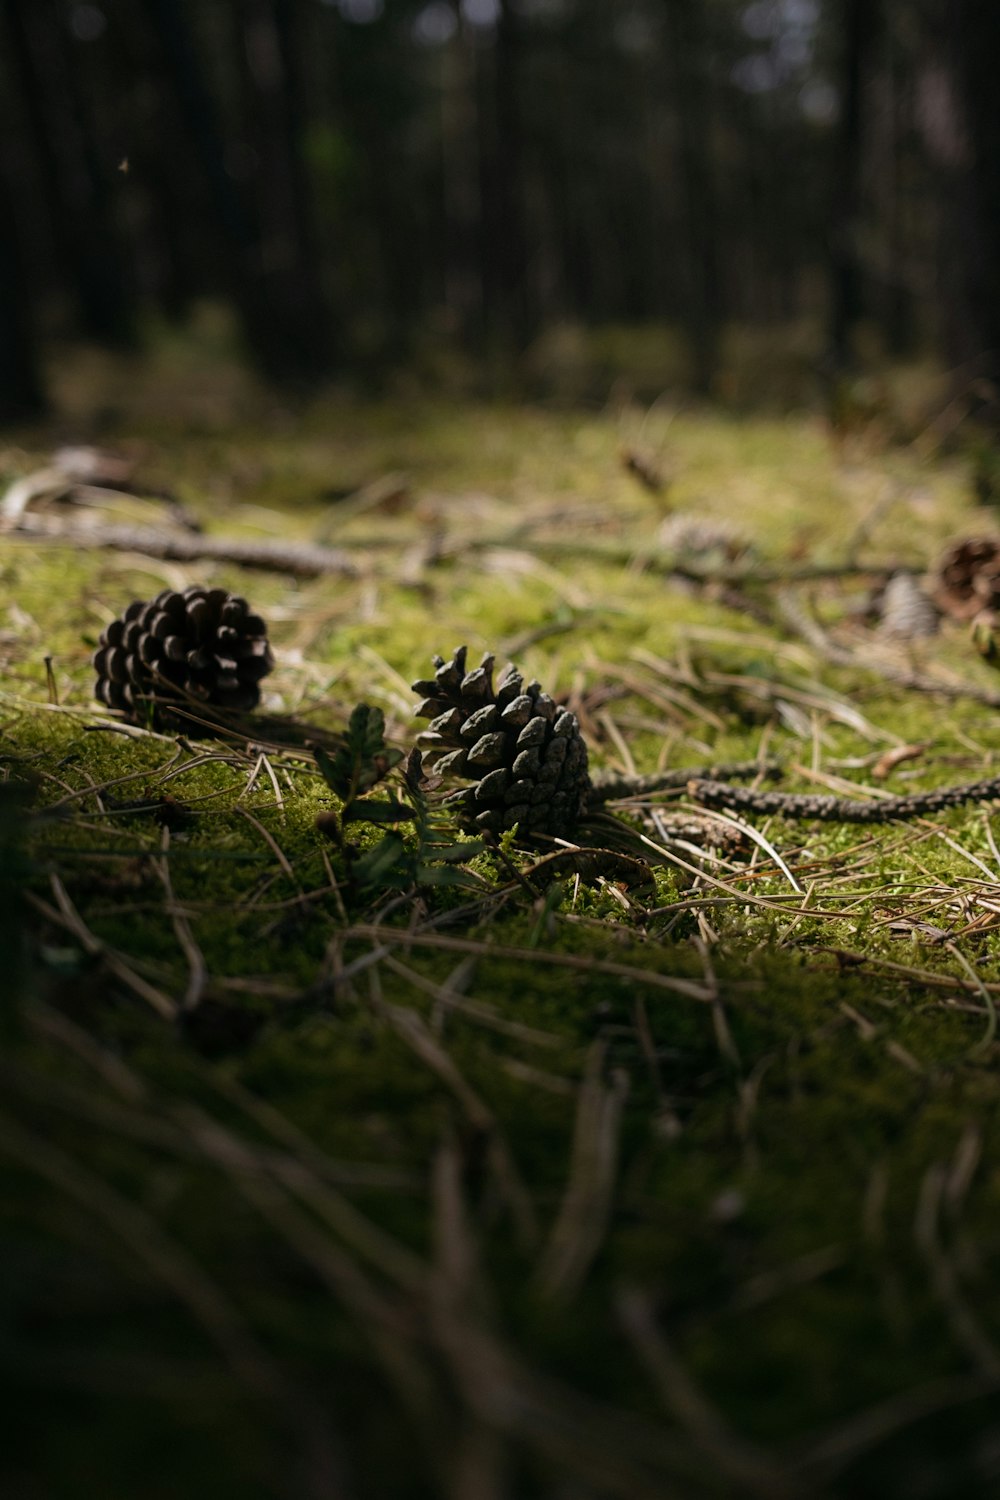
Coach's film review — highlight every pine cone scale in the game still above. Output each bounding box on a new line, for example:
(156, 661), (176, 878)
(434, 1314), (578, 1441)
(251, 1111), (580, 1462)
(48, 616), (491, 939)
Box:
(466, 733), (507, 768)
(476, 768), (509, 801)
(461, 704), (501, 737)
(500, 695), (534, 727)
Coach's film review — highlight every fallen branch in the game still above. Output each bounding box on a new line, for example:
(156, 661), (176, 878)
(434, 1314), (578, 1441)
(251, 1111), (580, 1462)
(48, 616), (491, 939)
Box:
(688, 774), (1000, 824)
(3, 512), (358, 578)
(776, 589), (1000, 709)
(384, 531), (907, 586)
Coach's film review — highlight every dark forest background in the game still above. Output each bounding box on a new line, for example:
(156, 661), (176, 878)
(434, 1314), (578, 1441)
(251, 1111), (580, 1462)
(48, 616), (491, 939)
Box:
(2, 0), (999, 420)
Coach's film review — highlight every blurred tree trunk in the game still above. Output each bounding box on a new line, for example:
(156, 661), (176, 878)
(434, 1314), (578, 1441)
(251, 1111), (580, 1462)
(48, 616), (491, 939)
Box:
(881, 13), (917, 355)
(0, 163), (45, 421)
(136, 0), (258, 306)
(828, 0), (880, 368)
(438, 8), (487, 348)
(661, 0), (720, 395)
(935, 0), (1000, 402)
(550, 50), (592, 322)
(1, 0), (134, 344)
(326, 7), (420, 365)
(138, 0), (332, 382)
(101, 5), (197, 323)
(477, 0), (529, 355)
(237, 0), (332, 378)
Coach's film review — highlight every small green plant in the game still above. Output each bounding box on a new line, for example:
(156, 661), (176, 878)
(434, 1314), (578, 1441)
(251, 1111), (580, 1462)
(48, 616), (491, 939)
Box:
(387, 748), (485, 889)
(314, 703), (410, 833)
(314, 705), (482, 894)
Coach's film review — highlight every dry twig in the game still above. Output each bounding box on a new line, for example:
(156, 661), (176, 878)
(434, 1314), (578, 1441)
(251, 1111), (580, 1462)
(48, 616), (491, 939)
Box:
(535, 1042), (629, 1301)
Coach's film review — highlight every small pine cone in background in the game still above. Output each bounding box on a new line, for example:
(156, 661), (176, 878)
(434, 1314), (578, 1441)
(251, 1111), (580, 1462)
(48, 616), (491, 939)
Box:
(93, 587), (274, 729)
(877, 571), (939, 640)
(413, 646), (592, 838)
(931, 537), (1000, 622)
(656, 511), (748, 562)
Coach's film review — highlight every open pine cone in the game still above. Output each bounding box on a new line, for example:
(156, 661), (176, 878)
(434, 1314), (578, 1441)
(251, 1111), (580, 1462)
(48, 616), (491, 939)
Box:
(413, 646), (591, 838)
(93, 587), (273, 729)
(931, 537), (1000, 622)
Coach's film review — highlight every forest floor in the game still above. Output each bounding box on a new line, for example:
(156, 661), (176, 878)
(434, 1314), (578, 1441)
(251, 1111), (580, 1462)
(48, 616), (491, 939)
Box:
(5, 343), (1000, 1500)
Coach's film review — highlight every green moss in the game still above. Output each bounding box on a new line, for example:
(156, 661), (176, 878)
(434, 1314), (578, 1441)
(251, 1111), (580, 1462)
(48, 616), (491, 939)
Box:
(7, 381), (1000, 1498)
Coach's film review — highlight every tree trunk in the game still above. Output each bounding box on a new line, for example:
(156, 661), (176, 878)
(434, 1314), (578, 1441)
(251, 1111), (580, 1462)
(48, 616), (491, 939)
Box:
(137, 0), (333, 382)
(947, 0), (1000, 396)
(828, 0), (880, 368)
(881, 14), (917, 355)
(0, 160), (45, 422)
(476, 0), (530, 356)
(135, 0), (258, 300)
(236, 0), (333, 379)
(661, 0), (721, 395)
(1, 0), (134, 344)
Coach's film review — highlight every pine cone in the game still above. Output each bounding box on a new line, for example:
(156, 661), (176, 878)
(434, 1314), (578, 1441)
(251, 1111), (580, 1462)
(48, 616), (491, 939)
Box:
(413, 646), (591, 837)
(93, 587), (273, 729)
(656, 511), (748, 562)
(931, 537), (1000, 622)
(877, 571), (939, 639)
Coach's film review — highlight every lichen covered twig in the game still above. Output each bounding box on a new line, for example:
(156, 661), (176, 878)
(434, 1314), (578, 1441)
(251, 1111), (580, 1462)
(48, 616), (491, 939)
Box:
(590, 761), (781, 805)
(688, 775), (1000, 824)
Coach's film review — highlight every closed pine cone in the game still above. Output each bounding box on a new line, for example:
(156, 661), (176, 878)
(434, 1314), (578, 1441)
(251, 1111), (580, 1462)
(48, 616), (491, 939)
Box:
(877, 572), (939, 639)
(93, 587), (273, 730)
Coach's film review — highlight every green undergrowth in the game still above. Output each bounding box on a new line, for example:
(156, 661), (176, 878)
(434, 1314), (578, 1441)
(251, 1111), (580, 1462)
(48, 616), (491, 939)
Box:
(5, 370), (1000, 1499)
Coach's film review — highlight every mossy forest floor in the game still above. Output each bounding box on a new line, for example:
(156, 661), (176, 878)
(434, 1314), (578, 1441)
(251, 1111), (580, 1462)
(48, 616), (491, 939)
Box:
(6, 346), (1000, 1499)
